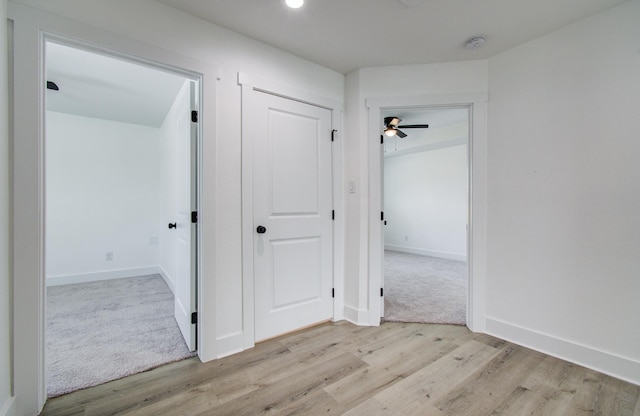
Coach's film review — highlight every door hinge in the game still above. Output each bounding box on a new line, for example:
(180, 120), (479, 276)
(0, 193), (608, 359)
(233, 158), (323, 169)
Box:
(191, 211), (198, 223)
(191, 110), (198, 123)
(191, 312), (198, 324)
(331, 129), (337, 142)
(332, 210), (335, 220)
(332, 288), (335, 298)
(380, 288), (384, 297)
(381, 211), (384, 221)
(380, 135), (384, 144)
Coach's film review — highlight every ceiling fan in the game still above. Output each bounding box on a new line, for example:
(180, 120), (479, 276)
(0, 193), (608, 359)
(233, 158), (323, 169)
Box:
(384, 116), (429, 138)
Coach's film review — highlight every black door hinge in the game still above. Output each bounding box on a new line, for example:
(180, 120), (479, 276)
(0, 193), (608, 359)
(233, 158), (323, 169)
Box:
(191, 312), (198, 324)
(332, 288), (335, 298)
(380, 135), (384, 144)
(381, 212), (384, 221)
(191, 110), (198, 123)
(332, 210), (335, 220)
(331, 129), (337, 142)
(191, 211), (198, 223)
(380, 288), (384, 297)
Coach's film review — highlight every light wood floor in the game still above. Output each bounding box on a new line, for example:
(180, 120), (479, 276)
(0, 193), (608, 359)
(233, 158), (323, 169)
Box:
(41, 321), (640, 416)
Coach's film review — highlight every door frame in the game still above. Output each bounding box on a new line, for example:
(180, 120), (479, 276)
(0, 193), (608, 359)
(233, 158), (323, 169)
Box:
(379, 105), (471, 321)
(239, 72), (344, 349)
(366, 93), (488, 331)
(43, 31), (203, 393)
(10, 5), (217, 413)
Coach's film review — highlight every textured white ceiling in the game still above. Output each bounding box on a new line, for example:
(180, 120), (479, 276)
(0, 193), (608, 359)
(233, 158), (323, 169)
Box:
(46, 42), (187, 127)
(158, 0), (629, 74)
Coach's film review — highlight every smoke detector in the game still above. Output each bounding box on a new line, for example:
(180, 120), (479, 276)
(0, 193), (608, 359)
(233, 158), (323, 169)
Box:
(465, 36), (486, 51)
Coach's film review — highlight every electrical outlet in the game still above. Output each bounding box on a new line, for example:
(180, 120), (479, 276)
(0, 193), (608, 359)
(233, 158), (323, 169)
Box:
(105, 252), (113, 261)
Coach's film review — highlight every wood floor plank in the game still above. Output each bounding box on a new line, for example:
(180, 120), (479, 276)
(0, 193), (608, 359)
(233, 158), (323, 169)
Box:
(265, 389), (347, 415)
(359, 323), (452, 365)
(202, 352), (365, 416)
(566, 368), (640, 416)
(325, 325), (460, 407)
(40, 322), (640, 416)
(343, 396), (443, 416)
(344, 339), (502, 414)
(250, 338), (353, 386)
(433, 344), (543, 415)
(488, 356), (577, 415)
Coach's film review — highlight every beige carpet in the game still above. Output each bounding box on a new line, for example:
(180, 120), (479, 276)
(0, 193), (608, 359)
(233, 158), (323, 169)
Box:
(384, 250), (467, 325)
(46, 274), (196, 397)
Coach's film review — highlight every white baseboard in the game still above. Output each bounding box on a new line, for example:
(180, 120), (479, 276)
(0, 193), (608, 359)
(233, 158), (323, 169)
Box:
(216, 332), (245, 359)
(0, 396), (15, 416)
(486, 317), (640, 386)
(344, 305), (375, 326)
(384, 245), (467, 262)
(157, 265), (175, 295)
(46, 266), (162, 286)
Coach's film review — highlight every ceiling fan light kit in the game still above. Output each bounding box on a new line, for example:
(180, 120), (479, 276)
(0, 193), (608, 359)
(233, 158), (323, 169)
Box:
(383, 116), (428, 139)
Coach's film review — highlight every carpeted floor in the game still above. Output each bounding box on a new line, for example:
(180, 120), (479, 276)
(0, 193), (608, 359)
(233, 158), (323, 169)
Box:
(46, 274), (196, 397)
(384, 250), (467, 325)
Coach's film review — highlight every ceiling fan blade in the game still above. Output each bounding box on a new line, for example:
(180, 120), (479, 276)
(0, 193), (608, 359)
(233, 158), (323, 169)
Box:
(396, 129), (407, 138)
(396, 124), (429, 129)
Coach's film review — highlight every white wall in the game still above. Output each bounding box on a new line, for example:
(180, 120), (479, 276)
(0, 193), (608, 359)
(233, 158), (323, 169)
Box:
(384, 143), (468, 261)
(45, 111), (161, 284)
(343, 60), (488, 323)
(486, 0), (640, 384)
(158, 80), (191, 291)
(1, 1), (15, 415)
(9, 2), (344, 414)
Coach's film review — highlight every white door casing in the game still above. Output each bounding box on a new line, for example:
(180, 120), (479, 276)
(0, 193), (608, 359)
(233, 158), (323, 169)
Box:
(174, 81), (198, 352)
(366, 93), (488, 331)
(251, 90), (334, 342)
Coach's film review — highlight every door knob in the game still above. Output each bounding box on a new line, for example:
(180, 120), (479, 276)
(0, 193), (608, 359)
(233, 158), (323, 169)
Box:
(256, 226), (266, 234)
(168, 223), (177, 229)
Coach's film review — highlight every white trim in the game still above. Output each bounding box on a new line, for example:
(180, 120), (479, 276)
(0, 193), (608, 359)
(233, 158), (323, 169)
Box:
(238, 72), (341, 111)
(0, 397), (15, 416)
(384, 245), (467, 262)
(239, 75), (256, 350)
(215, 332), (245, 359)
(343, 305), (370, 325)
(366, 92), (488, 331)
(238, 72), (344, 352)
(9, 4), (218, 414)
(46, 266), (165, 287)
(486, 317), (640, 386)
(157, 265), (176, 295)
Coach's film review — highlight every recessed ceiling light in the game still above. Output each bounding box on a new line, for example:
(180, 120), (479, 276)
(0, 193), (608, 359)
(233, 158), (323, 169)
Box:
(465, 36), (486, 51)
(285, 0), (304, 8)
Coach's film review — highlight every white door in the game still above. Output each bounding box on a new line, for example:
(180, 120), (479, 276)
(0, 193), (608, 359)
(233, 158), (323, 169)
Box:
(252, 91), (333, 342)
(174, 81), (198, 352)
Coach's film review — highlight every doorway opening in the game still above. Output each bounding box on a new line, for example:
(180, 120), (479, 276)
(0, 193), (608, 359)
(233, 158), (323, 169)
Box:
(44, 40), (200, 397)
(381, 106), (469, 325)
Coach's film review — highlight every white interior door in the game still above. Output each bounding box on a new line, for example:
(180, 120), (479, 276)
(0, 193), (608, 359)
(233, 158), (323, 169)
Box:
(174, 81), (197, 352)
(252, 91), (333, 342)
